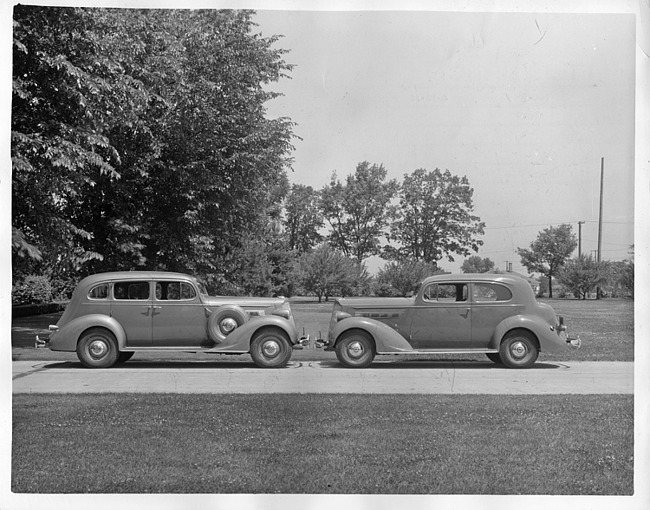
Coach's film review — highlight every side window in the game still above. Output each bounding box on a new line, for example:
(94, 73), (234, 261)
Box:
(155, 281), (197, 301)
(473, 283), (512, 302)
(114, 281), (150, 300)
(88, 284), (109, 300)
(423, 283), (468, 302)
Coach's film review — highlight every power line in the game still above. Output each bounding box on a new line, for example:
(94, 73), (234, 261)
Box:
(484, 219), (633, 230)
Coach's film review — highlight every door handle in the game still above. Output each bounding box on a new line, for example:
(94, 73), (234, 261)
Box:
(460, 308), (470, 319)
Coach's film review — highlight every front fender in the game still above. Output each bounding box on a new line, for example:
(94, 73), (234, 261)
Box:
(331, 317), (414, 353)
(49, 314), (127, 352)
(205, 315), (299, 353)
(492, 315), (569, 353)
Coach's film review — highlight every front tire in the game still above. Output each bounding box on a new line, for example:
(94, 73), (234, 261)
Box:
(499, 331), (539, 368)
(335, 331), (375, 368)
(249, 328), (292, 368)
(77, 328), (119, 368)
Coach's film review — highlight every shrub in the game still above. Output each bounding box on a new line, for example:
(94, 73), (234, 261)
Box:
(12, 275), (54, 305)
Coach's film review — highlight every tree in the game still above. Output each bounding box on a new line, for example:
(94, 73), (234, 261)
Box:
(517, 224), (577, 298)
(557, 255), (610, 300)
(375, 259), (441, 297)
(461, 256), (495, 273)
(297, 244), (362, 302)
(283, 184), (323, 254)
(12, 7), (296, 288)
(385, 168), (485, 264)
(320, 162), (398, 264)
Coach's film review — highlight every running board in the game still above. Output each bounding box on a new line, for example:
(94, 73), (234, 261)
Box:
(376, 349), (499, 355)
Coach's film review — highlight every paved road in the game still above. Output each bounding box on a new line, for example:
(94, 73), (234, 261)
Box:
(12, 360), (633, 394)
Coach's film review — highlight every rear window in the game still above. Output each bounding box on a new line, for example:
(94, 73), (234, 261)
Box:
(473, 283), (512, 302)
(88, 284), (109, 300)
(114, 281), (150, 300)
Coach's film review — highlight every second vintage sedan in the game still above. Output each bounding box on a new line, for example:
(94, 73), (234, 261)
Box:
(36, 271), (307, 368)
(317, 273), (580, 368)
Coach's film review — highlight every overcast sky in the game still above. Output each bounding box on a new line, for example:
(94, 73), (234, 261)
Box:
(253, 9), (635, 274)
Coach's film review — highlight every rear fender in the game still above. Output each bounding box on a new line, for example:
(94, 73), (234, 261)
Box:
(206, 315), (299, 353)
(492, 315), (566, 352)
(49, 314), (127, 352)
(331, 317), (414, 353)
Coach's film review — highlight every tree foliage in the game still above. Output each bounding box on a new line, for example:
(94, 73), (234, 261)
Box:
(12, 7), (295, 291)
(385, 168), (485, 264)
(283, 184), (323, 254)
(557, 256), (610, 300)
(375, 260), (441, 297)
(461, 255), (495, 274)
(321, 162), (398, 264)
(297, 244), (367, 302)
(517, 224), (577, 298)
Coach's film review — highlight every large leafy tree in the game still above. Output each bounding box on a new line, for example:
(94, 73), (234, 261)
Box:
(517, 224), (577, 298)
(320, 162), (398, 264)
(386, 168), (485, 264)
(12, 7), (295, 285)
(283, 184), (323, 254)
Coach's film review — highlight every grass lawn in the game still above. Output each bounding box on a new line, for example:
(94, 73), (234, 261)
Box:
(12, 393), (633, 495)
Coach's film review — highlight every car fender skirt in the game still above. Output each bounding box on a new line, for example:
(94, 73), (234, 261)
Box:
(331, 317), (414, 353)
(49, 314), (127, 352)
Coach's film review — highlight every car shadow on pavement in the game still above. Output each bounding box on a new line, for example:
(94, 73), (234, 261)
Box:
(318, 360), (565, 370)
(34, 360), (297, 370)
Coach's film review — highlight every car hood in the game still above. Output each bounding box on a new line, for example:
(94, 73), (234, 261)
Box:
(337, 297), (415, 309)
(203, 296), (288, 312)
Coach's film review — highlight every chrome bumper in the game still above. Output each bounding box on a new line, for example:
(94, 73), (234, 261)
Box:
(35, 335), (50, 349)
(567, 335), (581, 349)
(293, 334), (311, 350)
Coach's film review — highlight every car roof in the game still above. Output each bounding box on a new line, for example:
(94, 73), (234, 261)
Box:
(421, 273), (530, 286)
(79, 271), (198, 287)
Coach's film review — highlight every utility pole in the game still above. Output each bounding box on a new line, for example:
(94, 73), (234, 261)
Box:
(597, 157), (604, 263)
(597, 157), (604, 299)
(578, 221), (585, 258)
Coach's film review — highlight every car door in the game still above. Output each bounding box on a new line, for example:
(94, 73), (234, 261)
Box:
(151, 280), (210, 348)
(110, 280), (153, 347)
(408, 282), (472, 349)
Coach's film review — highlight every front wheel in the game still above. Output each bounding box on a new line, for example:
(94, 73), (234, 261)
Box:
(77, 328), (119, 368)
(249, 328), (292, 368)
(499, 331), (539, 368)
(335, 332), (375, 368)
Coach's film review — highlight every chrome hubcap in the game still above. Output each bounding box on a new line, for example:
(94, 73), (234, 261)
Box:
(262, 340), (280, 358)
(89, 340), (108, 358)
(220, 318), (238, 334)
(347, 341), (365, 359)
(510, 341), (528, 359)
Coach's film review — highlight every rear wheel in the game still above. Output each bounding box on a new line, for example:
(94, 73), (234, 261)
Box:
(499, 331), (539, 368)
(250, 328), (292, 368)
(77, 328), (119, 368)
(335, 331), (375, 368)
